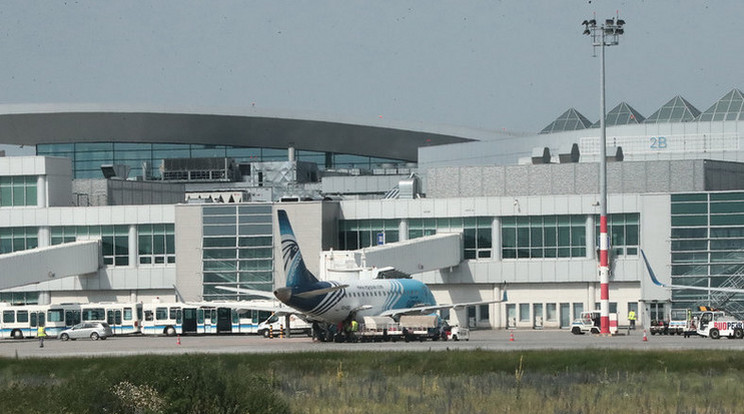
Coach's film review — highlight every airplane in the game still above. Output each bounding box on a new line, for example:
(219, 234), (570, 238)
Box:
(641, 249), (744, 294)
(269, 209), (508, 326)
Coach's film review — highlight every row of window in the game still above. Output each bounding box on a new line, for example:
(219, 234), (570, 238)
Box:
(0, 176), (37, 207)
(38, 143), (407, 179)
(339, 214), (640, 259)
(48, 224), (175, 266)
(505, 301), (637, 327)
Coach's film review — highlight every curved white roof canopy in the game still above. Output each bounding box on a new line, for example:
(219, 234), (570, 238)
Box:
(0, 104), (483, 161)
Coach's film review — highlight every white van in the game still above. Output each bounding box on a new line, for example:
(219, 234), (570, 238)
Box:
(257, 313), (312, 337)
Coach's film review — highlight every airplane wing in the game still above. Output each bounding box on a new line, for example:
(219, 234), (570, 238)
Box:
(378, 291), (508, 318)
(641, 249), (744, 294)
(214, 286), (275, 299)
(186, 300), (293, 315)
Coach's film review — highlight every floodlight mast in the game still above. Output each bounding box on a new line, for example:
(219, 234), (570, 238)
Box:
(582, 15), (625, 335)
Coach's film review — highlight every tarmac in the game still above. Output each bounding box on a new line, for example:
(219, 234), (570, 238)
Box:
(3, 328), (743, 359)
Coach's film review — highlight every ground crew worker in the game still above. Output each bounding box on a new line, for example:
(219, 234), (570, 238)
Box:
(628, 309), (636, 330)
(37, 325), (46, 348)
(350, 319), (358, 342)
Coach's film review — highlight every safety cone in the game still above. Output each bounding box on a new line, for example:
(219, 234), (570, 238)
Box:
(177, 335), (181, 345)
(509, 331), (515, 342)
(642, 330), (648, 342)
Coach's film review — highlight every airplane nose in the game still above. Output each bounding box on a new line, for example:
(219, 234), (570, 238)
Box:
(274, 287), (292, 303)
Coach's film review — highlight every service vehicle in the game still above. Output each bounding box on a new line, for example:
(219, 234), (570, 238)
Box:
(257, 313), (312, 337)
(667, 309), (689, 335)
(570, 311), (601, 335)
(399, 314), (446, 342)
(445, 325), (469, 341)
(697, 310), (744, 339)
(358, 316), (402, 342)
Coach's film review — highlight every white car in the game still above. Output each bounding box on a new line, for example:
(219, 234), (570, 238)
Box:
(446, 326), (470, 341)
(58, 322), (113, 341)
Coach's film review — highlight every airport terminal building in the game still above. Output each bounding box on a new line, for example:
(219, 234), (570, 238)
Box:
(3, 89), (744, 329)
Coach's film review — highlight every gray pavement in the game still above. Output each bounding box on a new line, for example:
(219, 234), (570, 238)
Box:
(2, 329), (742, 359)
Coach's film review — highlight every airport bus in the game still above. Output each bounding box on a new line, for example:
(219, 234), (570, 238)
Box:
(0, 303), (81, 339)
(80, 302), (143, 335)
(140, 301), (275, 336)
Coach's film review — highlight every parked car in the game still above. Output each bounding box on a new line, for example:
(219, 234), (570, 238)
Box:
(58, 322), (113, 341)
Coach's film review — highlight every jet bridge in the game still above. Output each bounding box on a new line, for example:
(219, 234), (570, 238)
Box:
(320, 233), (462, 280)
(0, 240), (101, 290)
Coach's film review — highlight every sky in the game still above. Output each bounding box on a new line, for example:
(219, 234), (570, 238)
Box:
(0, 1), (742, 155)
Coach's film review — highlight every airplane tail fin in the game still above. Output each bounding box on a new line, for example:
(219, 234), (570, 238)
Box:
(277, 210), (319, 289)
(640, 249), (666, 287)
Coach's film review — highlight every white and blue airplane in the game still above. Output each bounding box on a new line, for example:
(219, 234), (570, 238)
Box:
(269, 209), (507, 325)
(642, 249), (744, 294)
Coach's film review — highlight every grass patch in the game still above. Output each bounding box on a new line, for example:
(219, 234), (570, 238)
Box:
(0, 350), (742, 413)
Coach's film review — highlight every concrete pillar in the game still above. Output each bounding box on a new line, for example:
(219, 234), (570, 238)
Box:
(37, 226), (50, 248)
(588, 283), (596, 310)
(493, 285), (503, 329)
(129, 225), (138, 268)
(399, 219), (409, 241)
(36, 175), (47, 208)
(491, 217), (502, 261)
(585, 214), (595, 259)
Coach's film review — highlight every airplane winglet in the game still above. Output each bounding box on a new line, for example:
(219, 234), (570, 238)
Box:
(640, 249), (667, 287)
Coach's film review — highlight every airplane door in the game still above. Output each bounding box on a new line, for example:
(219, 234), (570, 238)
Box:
(217, 308), (232, 333)
(182, 308), (197, 333)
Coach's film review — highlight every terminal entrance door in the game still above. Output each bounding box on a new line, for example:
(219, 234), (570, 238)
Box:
(560, 303), (571, 328)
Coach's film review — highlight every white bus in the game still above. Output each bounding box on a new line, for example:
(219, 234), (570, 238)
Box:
(140, 302), (275, 336)
(0, 303), (81, 339)
(80, 302), (143, 335)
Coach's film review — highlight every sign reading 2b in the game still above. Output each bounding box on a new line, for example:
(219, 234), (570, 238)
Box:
(649, 136), (667, 149)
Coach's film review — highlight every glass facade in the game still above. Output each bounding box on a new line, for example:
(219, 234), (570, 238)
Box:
(37, 143), (408, 179)
(671, 192), (744, 310)
(138, 224), (176, 265)
(201, 204), (274, 300)
(51, 225), (130, 266)
(644, 96), (700, 124)
(338, 219), (400, 250)
(697, 89), (744, 122)
(502, 215), (586, 259)
(0, 227), (38, 254)
(0, 176), (37, 207)
(339, 217), (492, 259)
(594, 213), (640, 256)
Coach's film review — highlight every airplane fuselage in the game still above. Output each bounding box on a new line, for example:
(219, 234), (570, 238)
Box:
(277, 278), (436, 325)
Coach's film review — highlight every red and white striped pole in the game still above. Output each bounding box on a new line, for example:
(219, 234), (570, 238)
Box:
(584, 15), (624, 335)
(597, 20), (610, 335)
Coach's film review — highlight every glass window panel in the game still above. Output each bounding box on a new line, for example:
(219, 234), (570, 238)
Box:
(671, 216), (708, 226)
(204, 237), (236, 247)
(711, 215), (744, 226)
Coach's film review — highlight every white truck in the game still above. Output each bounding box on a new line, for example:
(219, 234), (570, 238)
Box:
(358, 316), (403, 342)
(697, 310), (744, 339)
(257, 313), (312, 338)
